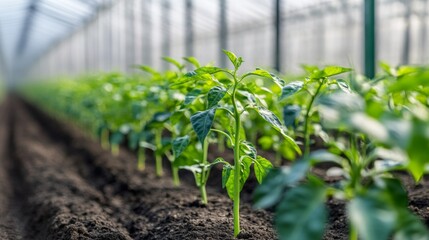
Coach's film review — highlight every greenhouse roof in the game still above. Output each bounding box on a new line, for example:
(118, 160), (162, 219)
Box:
(0, 0), (344, 69)
(0, 0), (111, 69)
(0, 0), (407, 79)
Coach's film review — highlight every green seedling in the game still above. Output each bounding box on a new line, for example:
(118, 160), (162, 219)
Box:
(183, 50), (300, 237)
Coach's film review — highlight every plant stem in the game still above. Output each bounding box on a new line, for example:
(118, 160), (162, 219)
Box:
(199, 138), (209, 204)
(274, 148), (282, 166)
(232, 81), (241, 237)
(155, 130), (163, 177)
(137, 147), (146, 171)
(199, 184), (208, 204)
(171, 166), (180, 186)
(101, 129), (109, 149)
(111, 144), (119, 156)
(303, 79), (325, 157)
(349, 223), (358, 240)
(218, 133), (225, 152)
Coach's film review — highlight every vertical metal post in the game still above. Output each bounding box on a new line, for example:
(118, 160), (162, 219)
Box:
(106, 2), (113, 70)
(341, 0), (353, 56)
(364, 0), (376, 78)
(126, 0), (136, 70)
(274, 0), (282, 72)
(142, 0), (152, 65)
(401, 0), (412, 65)
(185, 0), (194, 57)
(84, 24), (90, 72)
(162, 0), (171, 70)
(219, 0), (228, 67)
(420, 0), (428, 62)
(94, 13), (100, 71)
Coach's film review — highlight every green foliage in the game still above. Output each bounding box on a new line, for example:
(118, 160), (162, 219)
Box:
(255, 64), (429, 240)
(22, 54), (429, 240)
(178, 50), (299, 237)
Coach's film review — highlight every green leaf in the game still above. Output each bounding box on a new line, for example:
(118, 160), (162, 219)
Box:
(283, 105), (301, 128)
(406, 119), (429, 181)
(172, 136), (190, 159)
(152, 111), (171, 123)
(336, 79), (352, 93)
(170, 110), (185, 125)
(110, 131), (124, 144)
(237, 90), (257, 104)
(190, 108), (216, 144)
(349, 195), (396, 240)
(139, 141), (156, 151)
(255, 106), (285, 133)
(258, 135), (274, 150)
(275, 182), (327, 240)
(394, 210), (429, 240)
(352, 179), (429, 240)
(184, 89), (202, 105)
(207, 86), (227, 108)
(180, 164), (201, 172)
(253, 160), (310, 209)
(138, 65), (160, 76)
(307, 150), (344, 165)
(225, 157), (252, 200)
(128, 131), (140, 150)
(255, 106), (301, 154)
(245, 69), (285, 87)
(222, 165), (233, 189)
(302, 65), (320, 74)
(195, 66), (224, 75)
(183, 57), (201, 68)
(321, 66), (352, 77)
(280, 81), (303, 100)
(380, 62), (394, 76)
(162, 57), (184, 70)
(388, 68), (429, 92)
(223, 50), (243, 69)
(397, 65), (419, 77)
(254, 156), (273, 183)
(240, 141), (257, 160)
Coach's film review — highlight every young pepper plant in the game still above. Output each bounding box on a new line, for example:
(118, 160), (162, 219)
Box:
(254, 90), (429, 240)
(280, 65), (352, 156)
(138, 64), (180, 178)
(170, 58), (218, 203)
(185, 50), (301, 237)
(138, 57), (195, 184)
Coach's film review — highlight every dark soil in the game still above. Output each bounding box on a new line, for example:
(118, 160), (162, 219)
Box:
(1, 97), (429, 240)
(0, 98), (275, 240)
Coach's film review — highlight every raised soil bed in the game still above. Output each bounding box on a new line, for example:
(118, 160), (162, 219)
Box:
(0, 97), (429, 239)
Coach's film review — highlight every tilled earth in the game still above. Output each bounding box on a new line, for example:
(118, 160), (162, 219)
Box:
(1, 97), (429, 240)
(0, 99), (275, 240)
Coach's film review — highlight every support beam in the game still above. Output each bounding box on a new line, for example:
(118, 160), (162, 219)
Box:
(0, 26), (9, 87)
(161, 0), (171, 70)
(401, 0), (412, 65)
(364, 0), (376, 78)
(420, 0), (428, 62)
(185, 0), (194, 58)
(313, 3), (325, 63)
(75, 0), (97, 8)
(15, 0), (40, 57)
(142, 0), (152, 66)
(125, 0), (136, 70)
(37, 7), (76, 27)
(219, 0), (228, 68)
(274, 0), (282, 72)
(106, 3), (113, 70)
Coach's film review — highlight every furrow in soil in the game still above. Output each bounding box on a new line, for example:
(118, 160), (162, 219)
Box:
(0, 101), (24, 240)
(11, 101), (134, 240)
(17, 99), (277, 239)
